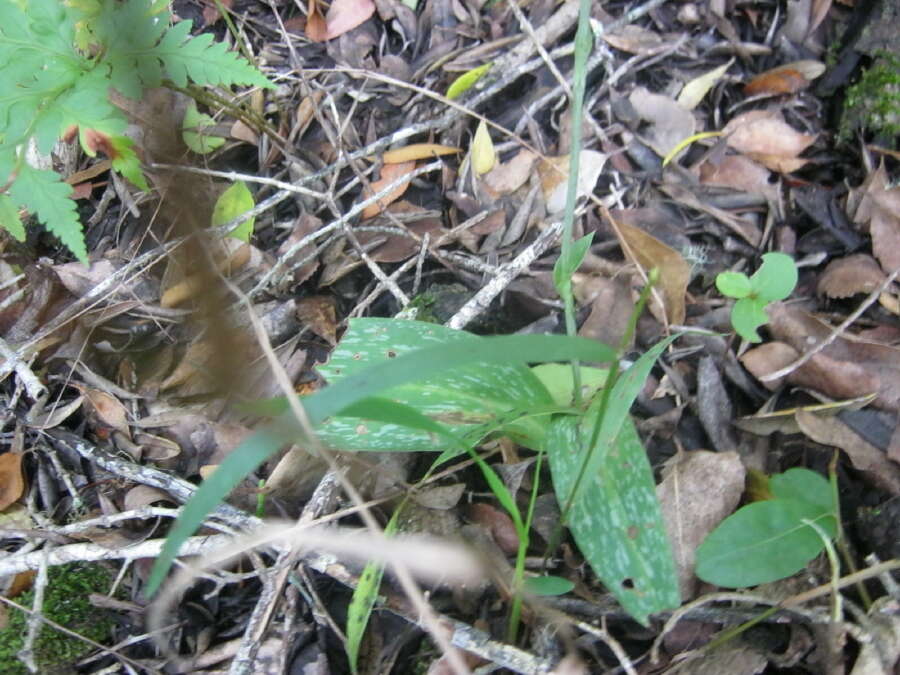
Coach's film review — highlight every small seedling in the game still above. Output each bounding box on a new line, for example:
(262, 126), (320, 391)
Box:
(695, 468), (838, 587)
(716, 252), (798, 342)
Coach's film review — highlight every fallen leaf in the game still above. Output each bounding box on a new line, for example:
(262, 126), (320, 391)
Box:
(361, 160), (416, 219)
(357, 202), (445, 262)
(471, 120), (496, 176)
(602, 25), (666, 54)
(201, 0), (233, 25)
(383, 144), (460, 164)
(817, 254), (886, 298)
(81, 387), (131, 440)
(678, 59), (734, 110)
(305, 0), (328, 41)
(0, 452), (25, 511)
(482, 149), (538, 197)
(656, 450), (745, 600)
(123, 485), (175, 510)
(539, 151), (607, 214)
(607, 214), (689, 325)
(324, 0), (375, 39)
(296, 295), (338, 345)
(467, 502), (520, 556)
(698, 154), (779, 202)
(723, 110), (816, 173)
(795, 410), (900, 495)
(628, 87), (696, 158)
(743, 60), (826, 96)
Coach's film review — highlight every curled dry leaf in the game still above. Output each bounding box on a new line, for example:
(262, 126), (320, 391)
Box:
(602, 25), (666, 54)
(607, 216), (689, 325)
(361, 160), (416, 219)
(723, 110), (816, 172)
(656, 450), (745, 600)
(817, 254), (886, 298)
(0, 452), (25, 511)
(743, 60), (826, 96)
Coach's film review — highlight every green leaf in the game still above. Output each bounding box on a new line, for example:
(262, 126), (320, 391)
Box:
(182, 101), (225, 155)
(346, 509), (400, 675)
(715, 271), (752, 299)
(731, 297), (769, 343)
(523, 575), (574, 596)
(553, 232), (593, 297)
(211, 180), (255, 241)
(9, 164), (87, 263)
(446, 63), (491, 100)
(315, 319), (561, 453)
(147, 326), (618, 596)
(546, 414), (679, 624)
(769, 468), (836, 514)
(0, 194), (25, 242)
(751, 252), (798, 301)
(575, 335), (680, 504)
(531, 363), (608, 407)
(695, 498), (837, 588)
(107, 135), (149, 190)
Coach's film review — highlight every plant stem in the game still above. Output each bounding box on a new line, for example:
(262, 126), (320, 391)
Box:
(557, 0), (594, 405)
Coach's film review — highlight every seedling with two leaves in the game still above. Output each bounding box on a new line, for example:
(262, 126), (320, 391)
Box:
(716, 252), (798, 342)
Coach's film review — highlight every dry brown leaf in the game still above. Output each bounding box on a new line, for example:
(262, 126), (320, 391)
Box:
(296, 295), (338, 345)
(81, 388), (131, 440)
(538, 151), (607, 214)
(467, 502), (520, 556)
(608, 216), (689, 325)
(123, 485), (175, 510)
(324, 0), (375, 39)
(482, 149), (538, 197)
(602, 25), (665, 54)
(817, 254), (886, 298)
(743, 60), (825, 96)
(865, 187), (900, 273)
(201, 0), (233, 25)
(698, 154), (778, 202)
(762, 303), (900, 411)
(305, 0), (328, 41)
(628, 87), (696, 158)
(382, 144), (460, 164)
(657, 450), (745, 600)
(795, 410), (900, 495)
(361, 160), (416, 219)
(739, 341), (800, 391)
(723, 110), (816, 172)
(357, 202), (445, 263)
(576, 275), (635, 348)
(0, 452), (25, 511)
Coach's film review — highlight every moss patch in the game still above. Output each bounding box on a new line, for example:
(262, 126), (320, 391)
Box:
(840, 52), (900, 145)
(0, 563), (116, 674)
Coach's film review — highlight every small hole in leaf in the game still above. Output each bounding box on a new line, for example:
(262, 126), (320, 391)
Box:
(621, 578), (635, 590)
(352, 353), (362, 360)
(386, 350), (397, 358)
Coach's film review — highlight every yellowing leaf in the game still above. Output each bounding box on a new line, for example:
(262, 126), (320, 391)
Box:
(382, 144), (460, 164)
(212, 180), (255, 241)
(677, 59), (733, 110)
(471, 120), (496, 176)
(446, 63), (491, 100)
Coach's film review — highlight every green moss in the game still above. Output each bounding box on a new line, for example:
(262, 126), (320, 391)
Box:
(0, 563), (116, 674)
(840, 52), (900, 145)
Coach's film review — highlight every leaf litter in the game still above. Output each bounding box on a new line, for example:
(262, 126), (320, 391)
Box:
(1, 0), (900, 672)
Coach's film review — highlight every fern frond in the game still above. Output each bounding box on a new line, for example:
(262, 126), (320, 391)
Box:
(0, 194), (26, 243)
(9, 165), (87, 263)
